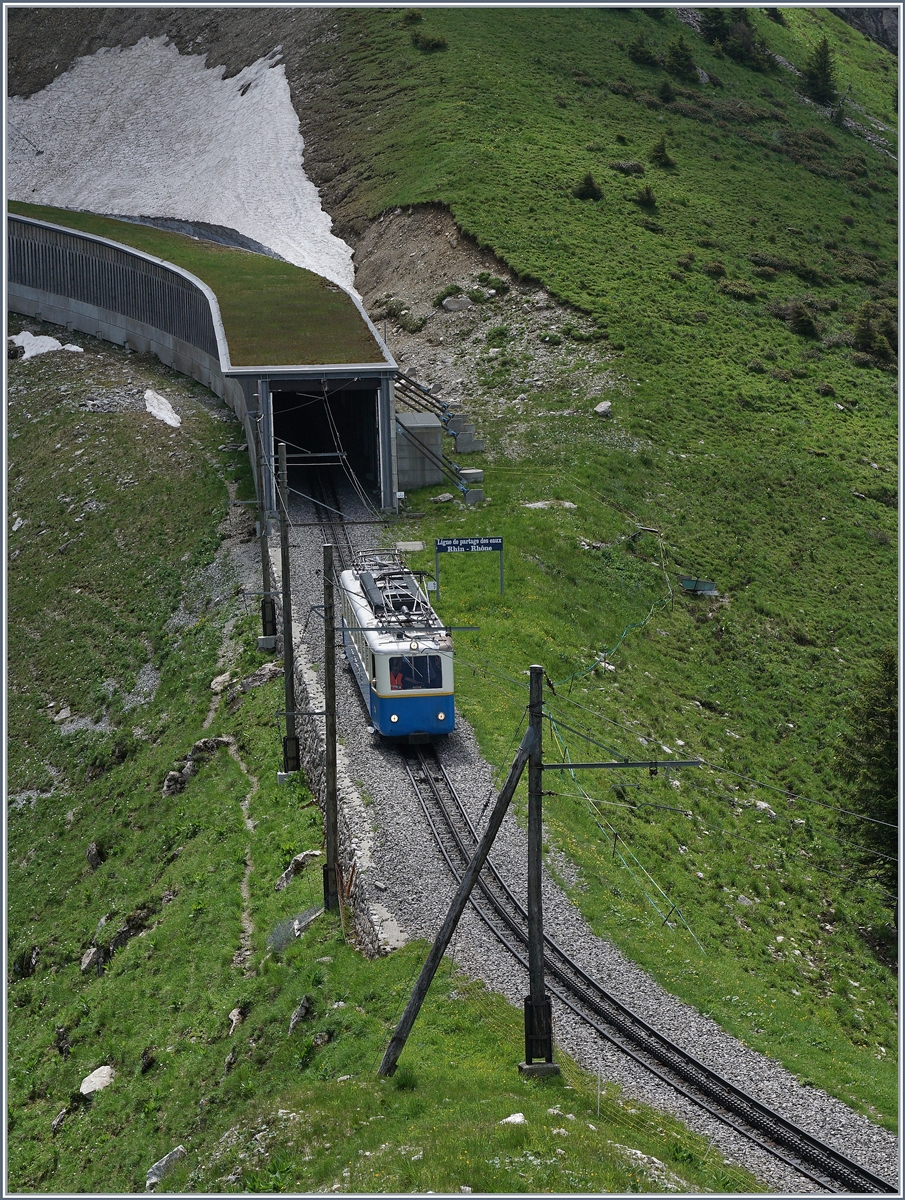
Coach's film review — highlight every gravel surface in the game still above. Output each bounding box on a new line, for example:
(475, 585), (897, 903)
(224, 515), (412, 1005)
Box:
(285, 481), (898, 1195)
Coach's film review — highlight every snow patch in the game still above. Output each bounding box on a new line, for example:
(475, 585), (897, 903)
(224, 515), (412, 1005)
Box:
(7, 36), (356, 291)
(9, 331), (83, 359)
(144, 390), (181, 427)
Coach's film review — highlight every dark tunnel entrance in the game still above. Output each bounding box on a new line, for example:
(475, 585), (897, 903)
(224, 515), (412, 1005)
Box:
(271, 381), (380, 498)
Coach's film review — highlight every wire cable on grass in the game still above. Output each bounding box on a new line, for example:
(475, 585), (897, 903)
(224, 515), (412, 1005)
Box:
(686, 779), (898, 865)
(554, 529), (673, 690)
(545, 684), (896, 835)
(547, 714), (705, 952)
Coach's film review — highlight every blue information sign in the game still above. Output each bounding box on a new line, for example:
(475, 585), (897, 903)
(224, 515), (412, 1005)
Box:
(436, 537), (503, 553)
(435, 537), (504, 595)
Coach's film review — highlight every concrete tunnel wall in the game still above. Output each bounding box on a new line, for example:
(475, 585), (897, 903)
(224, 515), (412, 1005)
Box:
(7, 214), (425, 512)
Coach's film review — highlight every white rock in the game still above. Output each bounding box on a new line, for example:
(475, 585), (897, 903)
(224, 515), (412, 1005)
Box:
(210, 672), (233, 693)
(594, 400), (612, 417)
(80, 946), (102, 973)
(80, 1065), (115, 1095)
(146, 1144), (187, 1190)
(442, 295), (472, 312)
(498, 1112), (526, 1124)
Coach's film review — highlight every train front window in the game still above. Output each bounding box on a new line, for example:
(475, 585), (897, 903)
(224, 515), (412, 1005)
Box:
(389, 655), (443, 690)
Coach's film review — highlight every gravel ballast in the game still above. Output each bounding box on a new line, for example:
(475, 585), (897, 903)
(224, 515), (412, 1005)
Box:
(284, 484), (899, 1195)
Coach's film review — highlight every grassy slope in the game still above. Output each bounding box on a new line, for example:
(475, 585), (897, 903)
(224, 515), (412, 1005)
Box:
(6, 318), (758, 1194)
(325, 6), (897, 1126)
(8, 201), (383, 365)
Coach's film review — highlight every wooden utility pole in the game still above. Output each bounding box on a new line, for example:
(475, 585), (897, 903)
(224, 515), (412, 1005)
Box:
(278, 442), (298, 773)
(522, 664), (559, 1074)
(322, 543), (339, 911)
(377, 724), (538, 1077)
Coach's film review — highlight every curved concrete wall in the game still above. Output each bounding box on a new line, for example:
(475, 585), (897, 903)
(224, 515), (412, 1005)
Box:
(8, 214), (261, 494)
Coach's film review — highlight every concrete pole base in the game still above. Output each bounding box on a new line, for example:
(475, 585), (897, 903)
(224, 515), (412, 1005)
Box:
(257, 635), (277, 651)
(518, 1061), (561, 1078)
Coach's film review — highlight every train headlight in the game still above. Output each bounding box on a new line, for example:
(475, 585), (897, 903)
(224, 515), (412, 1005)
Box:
(437, 712), (445, 721)
(410, 640), (419, 650)
(390, 714), (399, 724)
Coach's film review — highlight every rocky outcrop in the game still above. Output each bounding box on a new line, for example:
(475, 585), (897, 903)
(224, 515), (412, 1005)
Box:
(835, 8), (897, 54)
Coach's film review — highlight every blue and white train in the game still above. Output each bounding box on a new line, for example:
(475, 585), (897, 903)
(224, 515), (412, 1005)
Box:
(340, 550), (454, 741)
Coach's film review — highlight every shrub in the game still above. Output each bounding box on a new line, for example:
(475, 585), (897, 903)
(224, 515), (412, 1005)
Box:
(816, 382), (836, 396)
(841, 214), (855, 226)
(765, 7), (786, 23)
(433, 284), (463, 307)
(609, 160), (645, 175)
(842, 154), (868, 177)
(476, 271), (510, 295)
(663, 34), (697, 81)
(614, 132), (629, 144)
(411, 30), (447, 52)
(719, 279), (757, 301)
(633, 183), (657, 210)
(640, 217), (663, 233)
(852, 302), (896, 360)
(401, 9), (422, 24)
(770, 368), (792, 382)
(657, 77), (676, 103)
(386, 298), (427, 332)
(485, 325), (509, 348)
(676, 253), (695, 269)
(746, 359), (766, 373)
(701, 260), (726, 277)
(573, 172), (603, 201)
(627, 31), (660, 68)
(786, 302), (819, 338)
(649, 136), (675, 168)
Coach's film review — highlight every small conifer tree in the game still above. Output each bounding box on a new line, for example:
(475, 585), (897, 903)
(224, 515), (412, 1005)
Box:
(803, 36), (838, 105)
(649, 135), (675, 168)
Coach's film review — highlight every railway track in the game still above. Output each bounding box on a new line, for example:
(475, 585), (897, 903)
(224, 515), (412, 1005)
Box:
(402, 744), (896, 1195)
(293, 483), (895, 1193)
(304, 468), (359, 571)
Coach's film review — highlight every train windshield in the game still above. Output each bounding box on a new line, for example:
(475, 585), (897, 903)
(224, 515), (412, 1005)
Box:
(389, 655), (443, 690)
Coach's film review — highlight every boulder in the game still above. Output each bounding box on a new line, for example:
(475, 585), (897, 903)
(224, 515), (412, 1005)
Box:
(442, 295), (473, 312)
(228, 1006), (244, 1036)
(754, 800), (777, 820)
(80, 1064), (115, 1095)
(86, 841), (103, 870)
(594, 400), (612, 417)
(274, 850), (323, 892)
(145, 1145), (187, 1191)
(162, 771), (186, 797)
(499, 1112), (526, 1125)
(430, 493), (455, 503)
(288, 996), (312, 1034)
(210, 672), (233, 693)
(51, 1109), (67, 1134)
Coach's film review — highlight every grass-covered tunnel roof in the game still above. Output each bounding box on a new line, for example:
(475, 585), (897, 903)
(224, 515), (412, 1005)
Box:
(9, 201), (385, 367)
